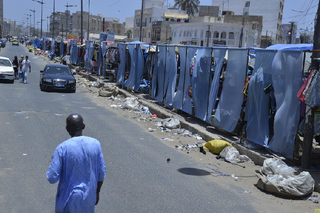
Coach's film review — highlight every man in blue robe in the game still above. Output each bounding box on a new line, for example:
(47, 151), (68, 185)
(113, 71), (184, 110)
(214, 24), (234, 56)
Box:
(47, 113), (106, 212)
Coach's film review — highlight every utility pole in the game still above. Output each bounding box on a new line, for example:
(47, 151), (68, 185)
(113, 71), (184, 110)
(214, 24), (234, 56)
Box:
(81, 0), (83, 44)
(87, 0), (90, 41)
(52, 0), (55, 39)
(206, 25), (210, 47)
(289, 21), (294, 44)
(139, 0), (144, 41)
(302, 0), (320, 169)
(103, 18), (105, 32)
(47, 16), (50, 36)
(239, 17), (245, 47)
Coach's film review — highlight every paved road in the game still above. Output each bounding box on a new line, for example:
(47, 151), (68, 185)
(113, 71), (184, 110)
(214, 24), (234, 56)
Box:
(0, 44), (263, 212)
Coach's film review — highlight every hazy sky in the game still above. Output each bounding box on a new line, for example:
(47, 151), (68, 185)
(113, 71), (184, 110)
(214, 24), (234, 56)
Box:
(4, 0), (318, 31)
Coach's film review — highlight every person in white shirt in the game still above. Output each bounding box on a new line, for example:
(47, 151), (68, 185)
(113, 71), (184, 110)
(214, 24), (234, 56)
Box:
(21, 55), (31, 84)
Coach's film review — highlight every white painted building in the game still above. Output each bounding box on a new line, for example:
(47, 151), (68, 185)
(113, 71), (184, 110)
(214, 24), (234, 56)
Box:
(133, 0), (186, 43)
(125, 17), (134, 39)
(212, 0), (284, 44)
(171, 16), (259, 48)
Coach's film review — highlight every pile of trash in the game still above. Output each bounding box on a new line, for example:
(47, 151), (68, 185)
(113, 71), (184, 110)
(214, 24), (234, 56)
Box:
(256, 158), (315, 197)
(78, 79), (98, 88)
(106, 95), (206, 153)
(99, 83), (119, 97)
(203, 139), (253, 164)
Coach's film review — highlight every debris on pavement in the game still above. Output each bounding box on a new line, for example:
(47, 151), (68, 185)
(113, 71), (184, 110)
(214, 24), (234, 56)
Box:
(161, 138), (174, 141)
(308, 195), (319, 203)
(256, 158), (315, 197)
(220, 146), (253, 164)
(121, 97), (141, 111)
(99, 83), (119, 97)
(161, 117), (180, 129)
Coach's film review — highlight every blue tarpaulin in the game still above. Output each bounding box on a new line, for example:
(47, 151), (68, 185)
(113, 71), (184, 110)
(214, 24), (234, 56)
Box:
(266, 43), (313, 51)
(213, 49), (247, 132)
(192, 47), (211, 121)
(117, 43), (126, 85)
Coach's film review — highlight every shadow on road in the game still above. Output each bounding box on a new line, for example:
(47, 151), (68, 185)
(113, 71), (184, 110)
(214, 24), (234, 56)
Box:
(178, 167), (211, 176)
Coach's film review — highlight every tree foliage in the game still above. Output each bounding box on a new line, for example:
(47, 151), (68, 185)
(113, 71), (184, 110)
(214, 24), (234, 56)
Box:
(174, 0), (200, 16)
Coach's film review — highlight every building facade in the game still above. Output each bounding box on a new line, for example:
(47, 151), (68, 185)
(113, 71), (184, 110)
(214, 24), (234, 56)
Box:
(133, 1), (186, 43)
(212, 0), (284, 44)
(3, 19), (16, 36)
(125, 17), (134, 39)
(100, 16), (125, 36)
(170, 14), (262, 48)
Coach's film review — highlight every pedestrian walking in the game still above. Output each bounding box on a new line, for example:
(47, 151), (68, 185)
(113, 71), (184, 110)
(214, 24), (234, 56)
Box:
(18, 55), (24, 82)
(20, 55), (31, 84)
(46, 113), (106, 213)
(12, 56), (19, 79)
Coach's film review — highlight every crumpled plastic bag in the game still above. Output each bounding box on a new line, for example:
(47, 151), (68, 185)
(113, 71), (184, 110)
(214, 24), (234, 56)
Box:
(256, 158), (315, 197)
(121, 97), (140, 111)
(261, 158), (295, 178)
(99, 84), (119, 97)
(220, 146), (253, 163)
(162, 118), (180, 129)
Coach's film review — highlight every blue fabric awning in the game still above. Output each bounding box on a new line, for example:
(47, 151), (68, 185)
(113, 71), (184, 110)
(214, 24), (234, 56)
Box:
(266, 44), (313, 50)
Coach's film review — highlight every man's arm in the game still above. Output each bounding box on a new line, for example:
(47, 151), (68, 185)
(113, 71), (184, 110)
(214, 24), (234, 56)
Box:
(95, 181), (103, 205)
(46, 148), (62, 184)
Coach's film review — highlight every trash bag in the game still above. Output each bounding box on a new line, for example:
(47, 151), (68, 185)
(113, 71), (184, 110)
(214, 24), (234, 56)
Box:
(256, 158), (315, 197)
(162, 118), (180, 129)
(121, 97), (140, 111)
(99, 84), (119, 97)
(220, 146), (253, 163)
(204, 140), (232, 155)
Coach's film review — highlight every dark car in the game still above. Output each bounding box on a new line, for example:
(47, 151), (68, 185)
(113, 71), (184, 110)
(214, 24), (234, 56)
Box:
(0, 39), (5, 48)
(40, 64), (76, 92)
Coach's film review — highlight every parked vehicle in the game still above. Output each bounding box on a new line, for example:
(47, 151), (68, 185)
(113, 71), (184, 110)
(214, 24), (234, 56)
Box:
(0, 56), (15, 83)
(0, 40), (5, 48)
(39, 64), (76, 92)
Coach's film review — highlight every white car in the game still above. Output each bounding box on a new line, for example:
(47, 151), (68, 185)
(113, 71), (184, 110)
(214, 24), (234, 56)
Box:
(0, 56), (14, 83)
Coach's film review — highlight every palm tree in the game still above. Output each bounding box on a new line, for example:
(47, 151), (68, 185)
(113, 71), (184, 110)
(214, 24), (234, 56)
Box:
(173, 0), (200, 16)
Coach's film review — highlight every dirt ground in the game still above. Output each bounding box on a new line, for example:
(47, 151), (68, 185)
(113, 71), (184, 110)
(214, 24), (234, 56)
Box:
(76, 75), (320, 213)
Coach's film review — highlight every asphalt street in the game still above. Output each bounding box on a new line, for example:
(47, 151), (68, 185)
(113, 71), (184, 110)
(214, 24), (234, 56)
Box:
(0, 44), (277, 212)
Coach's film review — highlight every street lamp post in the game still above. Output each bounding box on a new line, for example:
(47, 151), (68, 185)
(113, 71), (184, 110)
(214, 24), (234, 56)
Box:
(25, 14), (32, 37)
(65, 3), (77, 40)
(26, 18), (29, 36)
(29, 9), (36, 37)
(32, 0), (44, 38)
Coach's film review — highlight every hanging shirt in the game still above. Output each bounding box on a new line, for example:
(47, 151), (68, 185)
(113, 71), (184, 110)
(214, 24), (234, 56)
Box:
(47, 136), (106, 213)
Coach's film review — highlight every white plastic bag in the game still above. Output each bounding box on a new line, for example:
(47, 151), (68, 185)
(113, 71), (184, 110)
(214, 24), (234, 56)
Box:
(220, 146), (253, 163)
(258, 158), (315, 197)
(261, 158), (295, 178)
(162, 118), (180, 129)
(121, 97), (140, 111)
